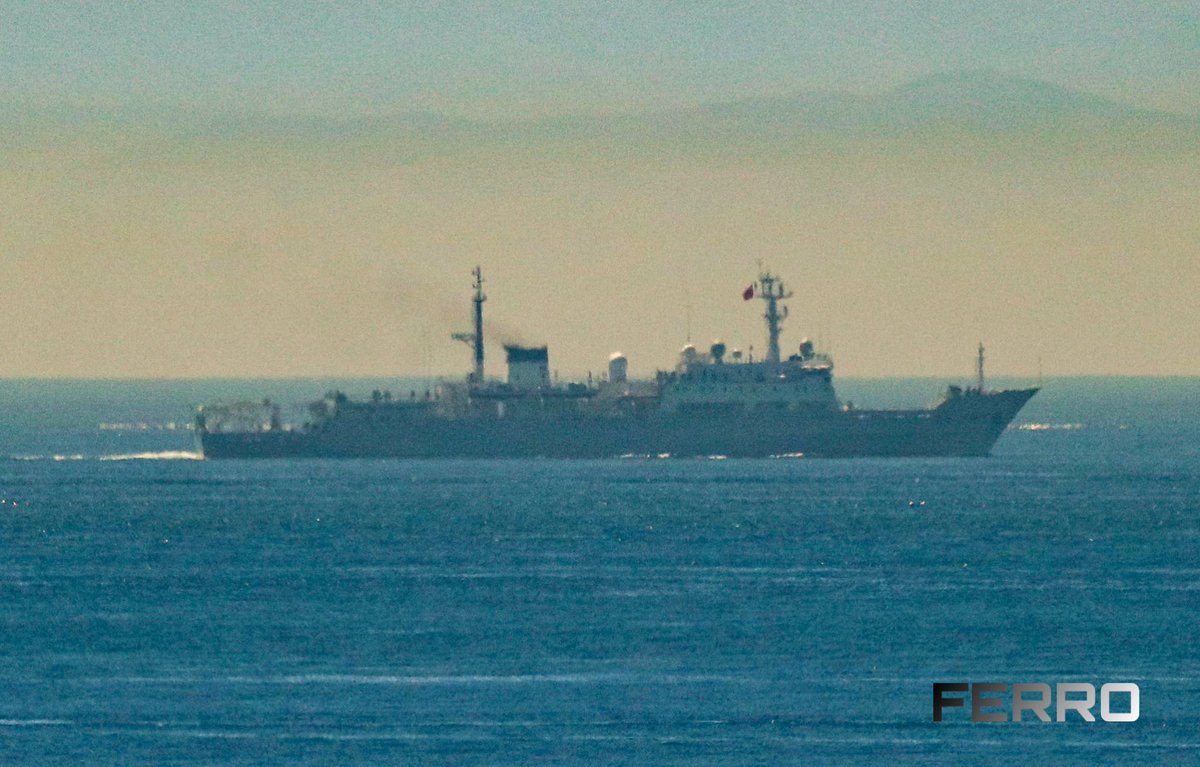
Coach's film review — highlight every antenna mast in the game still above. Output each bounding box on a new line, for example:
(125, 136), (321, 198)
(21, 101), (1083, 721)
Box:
(976, 342), (985, 392)
(756, 270), (793, 364)
(451, 266), (487, 383)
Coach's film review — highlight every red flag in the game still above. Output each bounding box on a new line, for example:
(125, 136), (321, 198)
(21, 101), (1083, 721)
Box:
(742, 284), (755, 301)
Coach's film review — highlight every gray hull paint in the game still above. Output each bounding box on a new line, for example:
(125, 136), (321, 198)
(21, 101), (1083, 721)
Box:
(199, 387), (1038, 459)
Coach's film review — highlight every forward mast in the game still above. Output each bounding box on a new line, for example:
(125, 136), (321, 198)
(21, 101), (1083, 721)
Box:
(451, 266), (487, 382)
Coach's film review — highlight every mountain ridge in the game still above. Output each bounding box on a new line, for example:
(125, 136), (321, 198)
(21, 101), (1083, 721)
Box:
(6, 71), (1197, 149)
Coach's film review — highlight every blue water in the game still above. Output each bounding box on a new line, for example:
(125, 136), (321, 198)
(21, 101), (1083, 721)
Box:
(1, 377), (1198, 765)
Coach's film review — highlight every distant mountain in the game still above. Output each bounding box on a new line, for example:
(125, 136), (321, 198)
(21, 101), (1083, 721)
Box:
(637, 71), (1199, 141)
(8, 72), (1197, 153)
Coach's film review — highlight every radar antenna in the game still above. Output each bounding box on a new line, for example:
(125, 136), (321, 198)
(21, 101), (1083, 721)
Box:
(451, 266), (486, 382)
(755, 270), (793, 364)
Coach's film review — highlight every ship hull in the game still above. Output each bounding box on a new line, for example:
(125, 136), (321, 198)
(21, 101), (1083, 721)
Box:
(199, 388), (1038, 459)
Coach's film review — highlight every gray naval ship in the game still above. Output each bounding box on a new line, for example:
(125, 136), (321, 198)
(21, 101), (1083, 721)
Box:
(197, 268), (1037, 459)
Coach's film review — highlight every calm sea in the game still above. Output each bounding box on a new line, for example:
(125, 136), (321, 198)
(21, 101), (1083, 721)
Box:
(1, 377), (1197, 765)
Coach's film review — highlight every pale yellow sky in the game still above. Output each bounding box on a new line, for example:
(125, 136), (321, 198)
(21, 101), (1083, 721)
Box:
(3, 5), (1198, 379)
(2, 99), (1196, 379)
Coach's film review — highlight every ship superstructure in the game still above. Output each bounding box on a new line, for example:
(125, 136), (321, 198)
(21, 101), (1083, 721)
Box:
(197, 268), (1037, 458)
(658, 272), (836, 413)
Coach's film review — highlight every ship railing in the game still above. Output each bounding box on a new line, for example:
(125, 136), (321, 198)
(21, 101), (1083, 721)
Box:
(196, 399), (309, 434)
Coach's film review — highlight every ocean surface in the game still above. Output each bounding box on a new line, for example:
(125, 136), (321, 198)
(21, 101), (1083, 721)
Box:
(1, 376), (1197, 765)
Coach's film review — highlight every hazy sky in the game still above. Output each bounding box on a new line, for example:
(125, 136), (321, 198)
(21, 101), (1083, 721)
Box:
(4, 2), (1200, 117)
(2, 3), (1198, 378)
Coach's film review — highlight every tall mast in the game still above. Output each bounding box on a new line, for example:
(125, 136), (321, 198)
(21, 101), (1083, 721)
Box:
(451, 266), (487, 382)
(976, 342), (985, 391)
(756, 271), (792, 364)
(471, 267), (486, 382)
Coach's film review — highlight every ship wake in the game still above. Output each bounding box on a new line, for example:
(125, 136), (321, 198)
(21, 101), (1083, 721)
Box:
(100, 451), (204, 461)
(11, 451), (203, 462)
